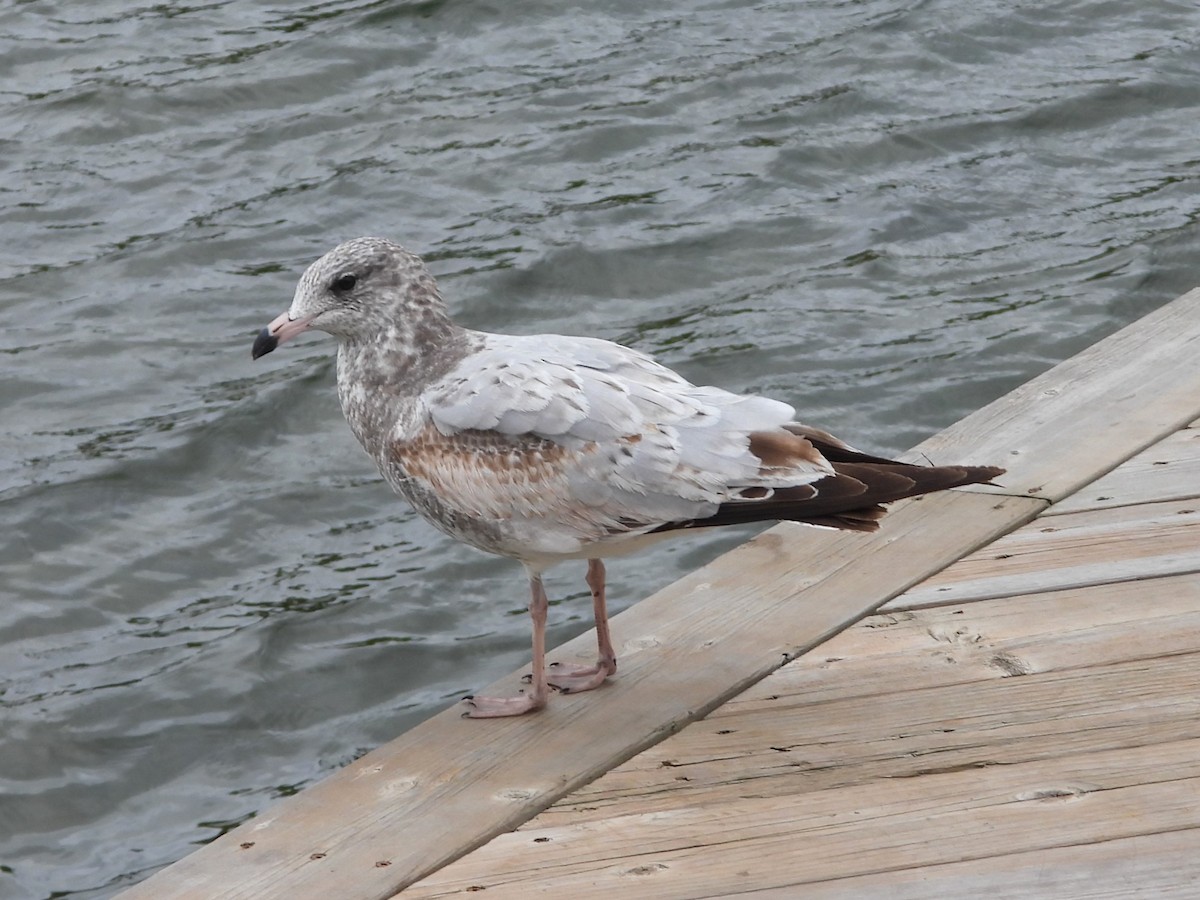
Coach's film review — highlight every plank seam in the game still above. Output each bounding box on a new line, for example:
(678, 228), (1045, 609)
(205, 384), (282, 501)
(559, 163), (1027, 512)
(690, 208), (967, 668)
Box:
(696, 824), (1200, 899)
(1043, 490), (1200, 517)
(887, 560), (1200, 612)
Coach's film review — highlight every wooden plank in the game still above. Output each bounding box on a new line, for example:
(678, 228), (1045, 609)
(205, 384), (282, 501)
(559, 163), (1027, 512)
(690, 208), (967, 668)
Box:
(754, 573), (1200, 704)
(531, 650), (1200, 824)
(885, 497), (1200, 610)
(1047, 424), (1200, 514)
(401, 741), (1200, 898)
(117, 491), (1041, 900)
(907, 287), (1200, 502)
(717, 828), (1200, 899)
(535, 575), (1200, 821)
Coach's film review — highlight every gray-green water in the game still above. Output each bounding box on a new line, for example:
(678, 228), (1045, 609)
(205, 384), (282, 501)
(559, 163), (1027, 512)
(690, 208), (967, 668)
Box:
(3, 1), (1199, 896)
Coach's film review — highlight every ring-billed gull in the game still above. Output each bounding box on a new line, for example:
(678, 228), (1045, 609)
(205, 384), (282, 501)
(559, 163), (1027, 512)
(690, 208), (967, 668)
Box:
(252, 237), (1003, 718)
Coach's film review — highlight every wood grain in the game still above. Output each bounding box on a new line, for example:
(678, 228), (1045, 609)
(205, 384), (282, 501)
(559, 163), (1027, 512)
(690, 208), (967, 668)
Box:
(405, 572), (1200, 897)
(730, 828), (1200, 900)
(528, 574), (1200, 822)
(888, 497), (1200, 609)
(1047, 423), (1200, 514)
(403, 742), (1200, 898)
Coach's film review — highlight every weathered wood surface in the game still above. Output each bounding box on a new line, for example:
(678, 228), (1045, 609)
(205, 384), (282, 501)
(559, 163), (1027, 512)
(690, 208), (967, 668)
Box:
(118, 492), (1039, 900)
(523, 573), (1200, 822)
(909, 286), (1200, 502)
(405, 572), (1200, 897)
(666, 829), (1200, 900)
(1048, 421), (1200, 514)
(404, 752), (1200, 899)
(891, 406), (1200, 610)
(648, 830), (1200, 897)
(889, 497), (1200, 609)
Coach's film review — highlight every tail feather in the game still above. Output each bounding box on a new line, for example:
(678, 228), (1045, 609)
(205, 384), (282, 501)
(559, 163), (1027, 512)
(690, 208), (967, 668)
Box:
(653, 432), (1004, 535)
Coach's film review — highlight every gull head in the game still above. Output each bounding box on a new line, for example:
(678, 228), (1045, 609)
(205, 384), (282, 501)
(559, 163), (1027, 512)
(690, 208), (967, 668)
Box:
(252, 237), (443, 359)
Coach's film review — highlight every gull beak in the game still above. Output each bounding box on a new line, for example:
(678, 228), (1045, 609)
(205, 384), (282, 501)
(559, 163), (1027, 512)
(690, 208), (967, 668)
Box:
(252, 311), (316, 359)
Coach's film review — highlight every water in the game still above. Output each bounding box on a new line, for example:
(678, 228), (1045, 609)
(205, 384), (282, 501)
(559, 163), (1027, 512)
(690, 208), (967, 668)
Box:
(2, 0), (1199, 895)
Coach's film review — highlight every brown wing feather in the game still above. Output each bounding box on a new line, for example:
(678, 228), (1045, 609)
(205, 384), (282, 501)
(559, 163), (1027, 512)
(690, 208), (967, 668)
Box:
(653, 434), (1004, 534)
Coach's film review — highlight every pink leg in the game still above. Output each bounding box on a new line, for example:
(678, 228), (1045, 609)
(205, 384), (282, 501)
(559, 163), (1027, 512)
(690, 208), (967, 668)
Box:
(546, 558), (617, 694)
(462, 569), (550, 718)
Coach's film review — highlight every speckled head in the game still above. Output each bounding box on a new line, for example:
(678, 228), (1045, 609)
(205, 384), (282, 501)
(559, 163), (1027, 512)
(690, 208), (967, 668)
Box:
(251, 237), (449, 359)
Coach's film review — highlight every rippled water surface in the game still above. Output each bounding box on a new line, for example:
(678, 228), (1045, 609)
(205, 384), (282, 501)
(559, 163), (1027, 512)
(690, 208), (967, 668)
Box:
(3, 0), (1200, 895)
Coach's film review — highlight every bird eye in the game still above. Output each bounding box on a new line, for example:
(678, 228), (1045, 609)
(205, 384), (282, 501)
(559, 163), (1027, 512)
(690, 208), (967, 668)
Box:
(331, 272), (357, 292)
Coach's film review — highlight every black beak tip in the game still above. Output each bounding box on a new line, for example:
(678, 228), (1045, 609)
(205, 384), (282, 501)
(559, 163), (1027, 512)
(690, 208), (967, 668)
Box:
(252, 328), (278, 360)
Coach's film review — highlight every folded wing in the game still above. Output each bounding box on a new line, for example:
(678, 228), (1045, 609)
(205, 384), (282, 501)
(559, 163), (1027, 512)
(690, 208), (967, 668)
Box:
(399, 333), (1001, 556)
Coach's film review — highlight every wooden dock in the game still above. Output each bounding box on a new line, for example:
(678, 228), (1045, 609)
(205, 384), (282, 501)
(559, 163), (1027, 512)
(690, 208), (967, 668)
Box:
(119, 289), (1200, 899)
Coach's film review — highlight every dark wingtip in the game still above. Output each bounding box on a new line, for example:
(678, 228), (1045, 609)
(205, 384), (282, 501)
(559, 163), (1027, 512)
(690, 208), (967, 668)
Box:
(251, 327), (278, 360)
